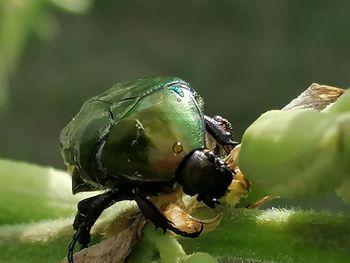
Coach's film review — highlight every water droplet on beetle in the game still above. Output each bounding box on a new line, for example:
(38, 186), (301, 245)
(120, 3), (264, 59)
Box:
(172, 142), (183, 154)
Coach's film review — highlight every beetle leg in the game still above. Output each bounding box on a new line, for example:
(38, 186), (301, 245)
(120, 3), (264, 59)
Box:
(204, 115), (238, 153)
(68, 189), (133, 263)
(134, 195), (203, 238)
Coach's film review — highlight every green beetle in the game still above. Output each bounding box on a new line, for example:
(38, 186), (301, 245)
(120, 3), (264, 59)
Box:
(60, 77), (237, 263)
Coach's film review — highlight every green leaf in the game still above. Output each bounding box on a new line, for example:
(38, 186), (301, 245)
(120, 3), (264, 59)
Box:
(1, 159), (350, 263)
(180, 207), (350, 263)
(0, 159), (77, 224)
(0, 159), (130, 262)
(0, 159), (74, 262)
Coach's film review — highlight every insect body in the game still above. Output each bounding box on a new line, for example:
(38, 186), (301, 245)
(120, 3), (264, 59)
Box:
(60, 77), (237, 263)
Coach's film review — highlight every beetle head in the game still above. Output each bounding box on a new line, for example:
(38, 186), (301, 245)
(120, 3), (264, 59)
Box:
(175, 149), (234, 208)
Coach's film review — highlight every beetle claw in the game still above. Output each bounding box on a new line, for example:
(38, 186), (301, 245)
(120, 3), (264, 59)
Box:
(135, 195), (204, 238)
(168, 222), (204, 238)
(67, 229), (81, 263)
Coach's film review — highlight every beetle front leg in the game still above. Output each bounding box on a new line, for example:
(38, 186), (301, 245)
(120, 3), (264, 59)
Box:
(68, 192), (113, 263)
(134, 195), (203, 238)
(73, 193), (114, 248)
(204, 115), (238, 153)
(68, 189), (133, 263)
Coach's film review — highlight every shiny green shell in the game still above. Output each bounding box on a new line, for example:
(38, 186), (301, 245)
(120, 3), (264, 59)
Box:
(60, 77), (206, 194)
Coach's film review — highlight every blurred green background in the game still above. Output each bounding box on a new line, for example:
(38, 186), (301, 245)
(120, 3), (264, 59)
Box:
(1, 0), (350, 170)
